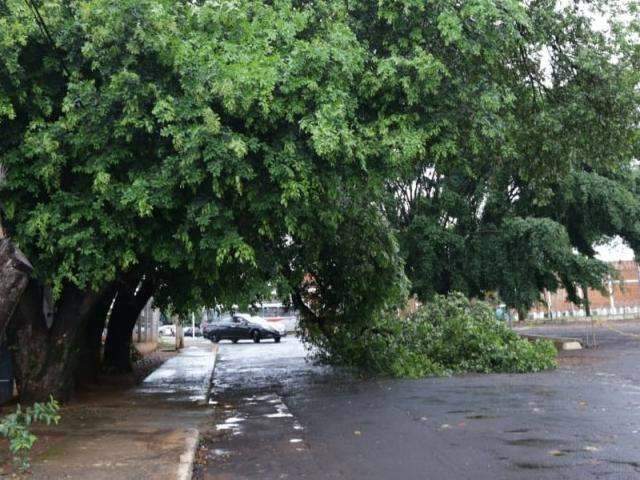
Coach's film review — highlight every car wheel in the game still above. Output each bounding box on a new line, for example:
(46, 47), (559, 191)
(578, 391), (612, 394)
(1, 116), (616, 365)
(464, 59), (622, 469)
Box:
(210, 334), (219, 343)
(274, 336), (281, 343)
(252, 330), (261, 343)
(232, 339), (239, 344)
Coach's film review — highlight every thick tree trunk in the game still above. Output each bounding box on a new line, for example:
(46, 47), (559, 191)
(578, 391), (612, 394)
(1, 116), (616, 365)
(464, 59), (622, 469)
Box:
(102, 308), (136, 373)
(74, 288), (116, 386)
(516, 306), (528, 322)
(0, 238), (32, 341)
(7, 281), (111, 402)
(103, 277), (155, 373)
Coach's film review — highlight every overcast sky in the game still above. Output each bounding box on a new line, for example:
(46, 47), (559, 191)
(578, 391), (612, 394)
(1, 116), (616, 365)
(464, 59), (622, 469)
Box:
(563, 1), (636, 263)
(595, 237), (636, 262)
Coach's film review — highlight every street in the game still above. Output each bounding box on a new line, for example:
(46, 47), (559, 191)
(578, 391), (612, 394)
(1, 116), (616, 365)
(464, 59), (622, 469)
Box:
(195, 325), (640, 480)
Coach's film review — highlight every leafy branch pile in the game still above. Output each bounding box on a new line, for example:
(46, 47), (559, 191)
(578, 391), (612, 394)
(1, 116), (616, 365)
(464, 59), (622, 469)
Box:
(309, 294), (556, 377)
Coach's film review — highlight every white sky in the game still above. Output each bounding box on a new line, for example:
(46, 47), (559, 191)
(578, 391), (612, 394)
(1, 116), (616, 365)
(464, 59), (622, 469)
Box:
(595, 237), (635, 261)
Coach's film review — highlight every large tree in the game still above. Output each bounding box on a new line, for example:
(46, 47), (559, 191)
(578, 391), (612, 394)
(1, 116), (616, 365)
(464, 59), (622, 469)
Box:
(287, 0), (640, 331)
(0, 0), (403, 399)
(2, 0), (638, 398)
(369, 0), (640, 314)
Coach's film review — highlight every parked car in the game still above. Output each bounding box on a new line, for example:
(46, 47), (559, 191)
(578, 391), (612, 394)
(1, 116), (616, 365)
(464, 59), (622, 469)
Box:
(184, 326), (202, 337)
(159, 325), (175, 337)
(203, 314), (281, 343)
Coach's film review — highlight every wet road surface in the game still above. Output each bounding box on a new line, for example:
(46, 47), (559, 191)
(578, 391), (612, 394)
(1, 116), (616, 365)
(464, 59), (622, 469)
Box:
(196, 326), (640, 480)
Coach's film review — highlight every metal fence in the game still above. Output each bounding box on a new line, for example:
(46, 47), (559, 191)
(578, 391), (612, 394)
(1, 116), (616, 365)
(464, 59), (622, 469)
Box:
(528, 306), (640, 323)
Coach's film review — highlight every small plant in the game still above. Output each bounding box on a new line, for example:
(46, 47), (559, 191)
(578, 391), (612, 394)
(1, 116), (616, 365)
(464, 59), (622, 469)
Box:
(0, 396), (60, 472)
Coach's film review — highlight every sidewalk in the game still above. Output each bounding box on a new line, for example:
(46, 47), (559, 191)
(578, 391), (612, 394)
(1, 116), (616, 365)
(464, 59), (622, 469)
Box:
(25, 339), (217, 480)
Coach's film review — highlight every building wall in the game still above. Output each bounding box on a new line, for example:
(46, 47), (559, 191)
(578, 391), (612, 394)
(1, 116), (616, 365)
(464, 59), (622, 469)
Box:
(530, 260), (640, 318)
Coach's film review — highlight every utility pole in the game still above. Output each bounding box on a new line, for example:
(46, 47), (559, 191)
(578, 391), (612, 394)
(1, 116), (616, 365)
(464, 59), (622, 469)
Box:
(607, 274), (616, 314)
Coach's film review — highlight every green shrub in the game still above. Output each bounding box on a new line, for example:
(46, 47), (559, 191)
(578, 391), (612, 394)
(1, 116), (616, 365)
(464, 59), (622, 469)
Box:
(0, 397), (61, 472)
(309, 293), (556, 377)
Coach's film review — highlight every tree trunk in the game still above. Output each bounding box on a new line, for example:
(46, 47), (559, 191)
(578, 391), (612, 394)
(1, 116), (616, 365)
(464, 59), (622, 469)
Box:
(74, 288), (116, 386)
(582, 283), (591, 317)
(102, 277), (155, 373)
(516, 306), (528, 322)
(0, 238), (32, 341)
(7, 281), (111, 402)
(292, 288), (332, 338)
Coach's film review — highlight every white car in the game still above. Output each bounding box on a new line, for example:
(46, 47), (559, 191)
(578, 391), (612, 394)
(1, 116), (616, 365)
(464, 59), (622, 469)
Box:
(236, 313), (287, 337)
(159, 325), (175, 337)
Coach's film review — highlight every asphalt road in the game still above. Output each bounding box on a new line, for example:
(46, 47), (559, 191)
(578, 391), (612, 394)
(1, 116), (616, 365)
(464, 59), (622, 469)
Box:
(195, 324), (640, 480)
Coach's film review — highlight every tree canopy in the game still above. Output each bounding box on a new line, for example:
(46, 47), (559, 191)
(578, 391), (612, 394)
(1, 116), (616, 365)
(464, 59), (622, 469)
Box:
(0, 0), (639, 396)
(375, 0), (640, 314)
(0, 0), (397, 309)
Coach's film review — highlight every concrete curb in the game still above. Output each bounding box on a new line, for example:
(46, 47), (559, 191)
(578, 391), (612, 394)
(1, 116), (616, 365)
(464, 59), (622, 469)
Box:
(519, 333), (582, 351)
(200, 343), (218, 406)
(176, 428), (200, 480)
(177, 344), (217, 480)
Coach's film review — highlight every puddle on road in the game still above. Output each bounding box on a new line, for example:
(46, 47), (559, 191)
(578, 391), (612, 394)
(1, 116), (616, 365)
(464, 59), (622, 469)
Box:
(265, 411), (294, 418)
(212, 392), (301, 446)
(212, 448), (231, 457)
(215, 413), (245, 435)
(548, 449), (576, 457)
(515, 462), (563, 470)
(261, 394), (294, 419)
(264, 412), (293, 418)
(606, 459), (640, 469)
(215, 423), (242, 434)
(507, 438), (566, 448)
(583, 445), (600, 452)
(202, 385), (313, 478)
(225, 416), (245, 423)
